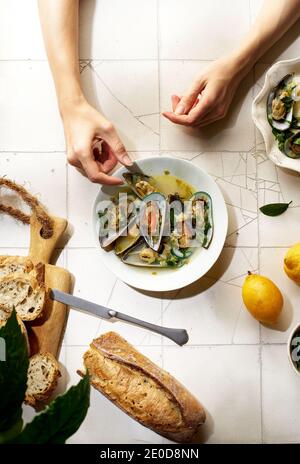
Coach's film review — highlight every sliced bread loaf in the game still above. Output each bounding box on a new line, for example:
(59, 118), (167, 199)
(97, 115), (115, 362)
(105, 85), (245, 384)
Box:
(25, 352), (61, 407)
(0, 256), (34, 278)
(0, 273), (46, 321)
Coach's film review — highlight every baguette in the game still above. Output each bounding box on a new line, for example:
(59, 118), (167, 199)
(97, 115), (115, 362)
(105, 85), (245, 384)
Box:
(25, 352), (61, 407)
(78, 332), (206, 443)
(0, 272), (46, 321)
(0, 256), (34, 278)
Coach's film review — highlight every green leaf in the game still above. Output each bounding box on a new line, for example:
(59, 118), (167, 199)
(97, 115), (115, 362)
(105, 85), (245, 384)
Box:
(281, 96), (293, 105)
(0, 418), (23, 444)
(260, 201), (292, 217)
(293, 137), (300, 145)
(272, 127), (290, 152)
(0, 309), (28, 434)
(15, 372), (90, 444)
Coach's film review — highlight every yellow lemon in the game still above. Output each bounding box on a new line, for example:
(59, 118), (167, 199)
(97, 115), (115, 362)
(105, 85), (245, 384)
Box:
(242, 273), (283, 324)
(284, 243), (300, 285)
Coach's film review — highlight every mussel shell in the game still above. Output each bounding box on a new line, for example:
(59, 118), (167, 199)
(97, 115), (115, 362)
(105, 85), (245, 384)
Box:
(284, 130), (300, 159)
(189, 191), (213, 249)
(139, 192), (167, 252)
(99, 214), (138, 248)
(121, 238), (168, 267)
(123, 172), (154, 199)
(292, 83), (300, 126)
(114, 225), (140, 255)
(98, 195), (140, 248)
(267, 74), (294, 131)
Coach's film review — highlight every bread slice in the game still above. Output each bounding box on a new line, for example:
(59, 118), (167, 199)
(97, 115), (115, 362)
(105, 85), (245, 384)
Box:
(25, 352), (61, 407)
(0, 256), (34, 278)
(0, 303), (11, 327)
(0, 272), (46, 321)
(78, 332), (206, 443)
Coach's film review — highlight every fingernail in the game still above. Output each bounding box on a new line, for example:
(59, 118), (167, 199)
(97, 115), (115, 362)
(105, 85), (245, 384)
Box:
(175, 103), (185, 115)
(123, 154), (133, 166)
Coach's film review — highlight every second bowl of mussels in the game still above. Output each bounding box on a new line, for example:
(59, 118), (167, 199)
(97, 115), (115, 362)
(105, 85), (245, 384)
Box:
(252, 56), (300, 173)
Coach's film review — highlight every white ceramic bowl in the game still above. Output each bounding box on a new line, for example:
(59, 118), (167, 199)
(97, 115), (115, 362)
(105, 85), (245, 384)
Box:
(287, 323), (300, 377)
(252, 57), (300, 174)
(92, 156), (228, 292)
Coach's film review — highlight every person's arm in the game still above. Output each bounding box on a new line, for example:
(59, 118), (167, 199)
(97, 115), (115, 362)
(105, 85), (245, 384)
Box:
(38, 0), (132, 185)
(163, 0), (300, 128)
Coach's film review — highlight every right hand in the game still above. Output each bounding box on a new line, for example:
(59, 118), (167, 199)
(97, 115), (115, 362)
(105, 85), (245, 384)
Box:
(61, 98), (132, 185)
(163, 56), (243, 128)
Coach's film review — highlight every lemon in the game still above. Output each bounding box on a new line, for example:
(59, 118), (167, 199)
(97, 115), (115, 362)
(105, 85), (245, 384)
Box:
(242, 273), (283, 324)
(284, 243), (300, 285)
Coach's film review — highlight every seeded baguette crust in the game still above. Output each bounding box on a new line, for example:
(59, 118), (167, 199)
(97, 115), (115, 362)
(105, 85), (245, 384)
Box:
(0, 256), (34, 278)
(0, 272), (46, 321)
(78, 332), (206, 443)
(25, 352), (61, 407)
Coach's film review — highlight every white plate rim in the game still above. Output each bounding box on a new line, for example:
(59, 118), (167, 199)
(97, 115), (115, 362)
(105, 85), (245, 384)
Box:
(92, 156), (228, 292)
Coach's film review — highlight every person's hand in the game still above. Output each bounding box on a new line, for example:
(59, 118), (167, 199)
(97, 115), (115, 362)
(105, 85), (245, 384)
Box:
(163, 57), (244, 128)
(61, 98), (132, 185)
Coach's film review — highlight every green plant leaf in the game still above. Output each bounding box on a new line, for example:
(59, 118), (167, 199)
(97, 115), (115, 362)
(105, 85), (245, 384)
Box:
(0, 309), (28, 434)
(272, 127), (292, 152)
(260, 201), (292, 217)
(15, 372), (90, 444)
(281, 96), (293, 105)
(0, 418), (23, 444)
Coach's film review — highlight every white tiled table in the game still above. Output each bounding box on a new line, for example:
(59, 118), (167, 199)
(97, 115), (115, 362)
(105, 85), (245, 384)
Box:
(1, 0), (300, 444)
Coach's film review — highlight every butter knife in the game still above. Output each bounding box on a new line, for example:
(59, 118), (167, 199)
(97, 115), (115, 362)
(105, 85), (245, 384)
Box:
(50, 289), (189, 346)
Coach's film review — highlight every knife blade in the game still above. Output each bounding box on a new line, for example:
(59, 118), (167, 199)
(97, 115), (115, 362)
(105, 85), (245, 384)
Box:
(50, 289), (113, 319)
(50, 289), (189, 346)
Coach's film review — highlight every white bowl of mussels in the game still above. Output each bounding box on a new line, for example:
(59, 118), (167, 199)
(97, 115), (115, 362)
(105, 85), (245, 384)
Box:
(92, 156), (228, 292)
(252, 57), (300, 173)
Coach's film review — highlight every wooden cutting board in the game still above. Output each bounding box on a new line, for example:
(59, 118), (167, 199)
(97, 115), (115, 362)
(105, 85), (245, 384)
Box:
(25, 214), (71, 358)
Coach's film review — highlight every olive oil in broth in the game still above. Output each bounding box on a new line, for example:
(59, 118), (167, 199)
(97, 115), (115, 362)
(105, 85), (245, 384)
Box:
(151, 172), (196, 200)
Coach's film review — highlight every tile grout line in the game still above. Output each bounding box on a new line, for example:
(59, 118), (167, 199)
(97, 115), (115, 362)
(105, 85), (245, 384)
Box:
(0, 58), (274, 64)
(156, 0), (165, 369)
(157, 0), (161, 156)
(253, 61), (264, 444)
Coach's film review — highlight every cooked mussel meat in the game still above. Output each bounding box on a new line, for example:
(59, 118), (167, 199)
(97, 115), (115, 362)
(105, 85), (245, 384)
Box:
(123, 172), (156, 199)
(292, 82), (300, 127)
(189, 191), (213, 249)
(98, 193), (139, 248)
(121, 238), (187, 268)
(267, 74), (295, 131)
(284, 130), (300, 158)
(139, 192), (167, 252)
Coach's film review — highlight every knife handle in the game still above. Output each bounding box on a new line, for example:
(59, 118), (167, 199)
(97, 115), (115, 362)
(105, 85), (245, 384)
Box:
(110, 310), (189, 346)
